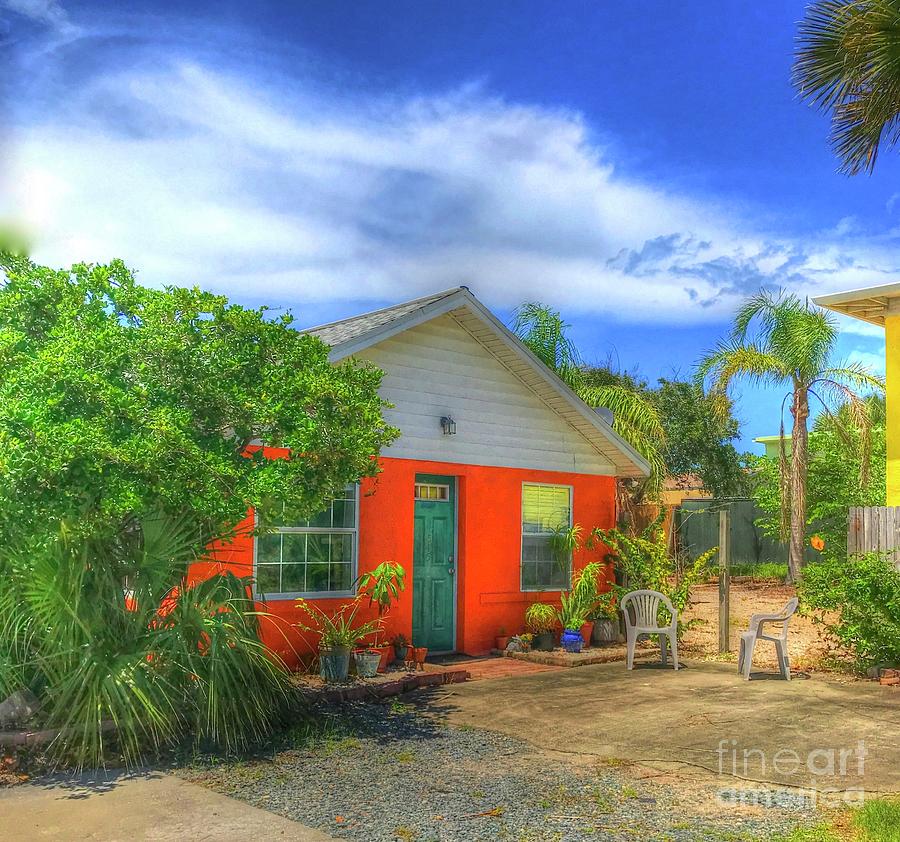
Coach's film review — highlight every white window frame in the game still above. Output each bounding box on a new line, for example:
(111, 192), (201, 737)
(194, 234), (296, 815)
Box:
(253, 484), (360, 601)
(520, 481), (573, 593)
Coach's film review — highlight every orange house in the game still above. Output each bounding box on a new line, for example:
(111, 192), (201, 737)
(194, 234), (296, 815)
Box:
(199, 287), (649, 665)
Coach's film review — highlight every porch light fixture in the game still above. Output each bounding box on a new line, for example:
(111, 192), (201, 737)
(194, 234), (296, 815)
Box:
(440, 415), (457, 435)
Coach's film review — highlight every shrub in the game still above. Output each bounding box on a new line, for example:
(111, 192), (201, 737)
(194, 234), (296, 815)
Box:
(799, 552), (900, 669)
(0, 513), (292, 767)
(524, 602), (556, 633)
(591, 510), (716, 633)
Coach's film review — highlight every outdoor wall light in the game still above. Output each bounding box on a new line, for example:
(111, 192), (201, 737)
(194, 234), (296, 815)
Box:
(440, 415), (457, 435)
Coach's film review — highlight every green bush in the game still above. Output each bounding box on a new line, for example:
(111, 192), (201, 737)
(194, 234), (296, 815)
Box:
(592, 511), (717, 633)
(0, 513), (293, 767)
(799, 553), (900, 669)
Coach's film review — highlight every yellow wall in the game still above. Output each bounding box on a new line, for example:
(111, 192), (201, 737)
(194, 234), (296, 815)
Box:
(886, 316), (900, 505)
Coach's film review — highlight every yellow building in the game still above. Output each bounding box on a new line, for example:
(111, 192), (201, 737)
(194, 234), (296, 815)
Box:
(814, 285), (896, 503)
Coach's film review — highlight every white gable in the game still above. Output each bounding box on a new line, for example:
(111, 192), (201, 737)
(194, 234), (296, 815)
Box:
(357, 312), (616, 474)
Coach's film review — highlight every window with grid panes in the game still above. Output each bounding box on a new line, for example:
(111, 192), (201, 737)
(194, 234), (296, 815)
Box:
(254, 484), (357, 597)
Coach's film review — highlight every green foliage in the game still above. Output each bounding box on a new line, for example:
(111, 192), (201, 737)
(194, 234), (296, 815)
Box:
(0, 254), (397, 548)
(548, 524), (582, 569)
(524, 602), (557, 633)
(556, 591), (587, 631)
(511, 302), (666, 498)
(752, 397), (886, 556)
(294, 598), (382, 650)
(356, 561), (406, 618)
(698, 288), (882, 580)
(799, 552), (900, 669)
(0, 514), (291, 768)
(729, 561), (789, 582)
(794, 0), (900, 175)
(592, 512), (717, 632)
(651, 378), (750, 497)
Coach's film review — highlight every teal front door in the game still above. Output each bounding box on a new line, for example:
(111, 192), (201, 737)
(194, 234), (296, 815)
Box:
(412, 474), (456, 652)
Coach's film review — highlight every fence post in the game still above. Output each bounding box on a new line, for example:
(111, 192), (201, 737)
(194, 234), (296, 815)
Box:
(718, 508), (730, 653)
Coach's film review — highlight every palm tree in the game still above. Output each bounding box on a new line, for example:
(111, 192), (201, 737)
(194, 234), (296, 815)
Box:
(698, 291), (883, 582)
(794, 0), (900, 174)
(512, 303), (667, 498)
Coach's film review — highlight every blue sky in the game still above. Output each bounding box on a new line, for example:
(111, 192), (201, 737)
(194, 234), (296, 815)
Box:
(2, 1), (896, 449)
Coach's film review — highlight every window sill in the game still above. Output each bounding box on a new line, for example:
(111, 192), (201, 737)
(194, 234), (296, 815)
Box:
(254, 590), (357, 601)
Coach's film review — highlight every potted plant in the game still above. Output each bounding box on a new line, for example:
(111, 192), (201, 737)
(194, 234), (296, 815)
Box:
(495, 626), (510, 651)
(391, 632), (409, 664)
(569, 561), (606, 649)
(525, 602), (556, 651)
(590, 591), (619, 646)
(295, 599), (381, 683)
(355, 561), (406, 672)
(556, 592), (588, 653)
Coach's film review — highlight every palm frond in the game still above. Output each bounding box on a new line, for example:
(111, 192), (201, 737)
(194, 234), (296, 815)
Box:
(696, 341), (790, 394)
(794, 0), (900, 174)
(512, 302), (583, 388)
(579, 382), (667, 497)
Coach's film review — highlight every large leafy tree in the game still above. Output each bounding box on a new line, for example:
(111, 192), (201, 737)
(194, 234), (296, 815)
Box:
(512, 303), (666, 498)
(794, 0), (900, 174)
(652, 379), (750, 498)
(0, 254), (397, 548)
(0, 254), (397, 764)
(698, 291), (882, 582)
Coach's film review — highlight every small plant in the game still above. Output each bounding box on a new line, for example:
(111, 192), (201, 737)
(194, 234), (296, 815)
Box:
(355, 561), (405, 649)
(295, 598), (381, 649)
(525, 602), (556, 633)
(548, 524), (583, 570)
(556, 591), (587, 631)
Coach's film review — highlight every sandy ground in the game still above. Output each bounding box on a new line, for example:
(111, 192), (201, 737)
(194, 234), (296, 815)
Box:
(680, 581), (835, 672)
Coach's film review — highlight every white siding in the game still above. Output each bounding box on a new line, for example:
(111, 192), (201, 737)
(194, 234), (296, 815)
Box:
(357, 314), (615, 474)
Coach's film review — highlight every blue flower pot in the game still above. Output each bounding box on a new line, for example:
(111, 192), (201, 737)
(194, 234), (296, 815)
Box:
(561, 628), (583, 653)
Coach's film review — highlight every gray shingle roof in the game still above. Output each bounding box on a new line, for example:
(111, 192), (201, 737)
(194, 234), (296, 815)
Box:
(305, 287), (464, 346)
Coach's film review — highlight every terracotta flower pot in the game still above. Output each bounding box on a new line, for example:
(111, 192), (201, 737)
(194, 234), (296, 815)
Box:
(401, 645), (429, 670)
(579, 622), (594, 649)
(376, 644), (394, 673)
(495, 635), (511, 651)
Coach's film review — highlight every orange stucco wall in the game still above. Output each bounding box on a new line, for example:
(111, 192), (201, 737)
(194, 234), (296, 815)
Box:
(191, 455), (617, 667)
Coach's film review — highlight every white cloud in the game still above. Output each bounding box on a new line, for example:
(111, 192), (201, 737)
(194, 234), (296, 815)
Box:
(5, 21), (900, 325)
(1, 0), (77, 34)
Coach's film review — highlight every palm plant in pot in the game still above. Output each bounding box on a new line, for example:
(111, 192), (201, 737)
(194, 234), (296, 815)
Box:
(525, 602), (556, 651)
(355, 561), (406, 673)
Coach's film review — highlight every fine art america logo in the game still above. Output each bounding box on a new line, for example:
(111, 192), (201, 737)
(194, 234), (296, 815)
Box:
(716, 738), (869, 808)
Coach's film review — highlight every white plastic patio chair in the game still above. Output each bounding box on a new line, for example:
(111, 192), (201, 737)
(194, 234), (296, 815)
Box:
(737, 597), (798, 681)
(621, 589), (679, 670)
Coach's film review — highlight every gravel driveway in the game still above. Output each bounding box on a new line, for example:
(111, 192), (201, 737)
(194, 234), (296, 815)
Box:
(179, 693), (820, 842)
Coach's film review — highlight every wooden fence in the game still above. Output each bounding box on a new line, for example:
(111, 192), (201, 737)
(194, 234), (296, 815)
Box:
(847, 506), (900, 568)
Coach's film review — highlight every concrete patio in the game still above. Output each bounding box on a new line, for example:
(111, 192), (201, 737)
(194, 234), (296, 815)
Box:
(431, 659), (900, 794)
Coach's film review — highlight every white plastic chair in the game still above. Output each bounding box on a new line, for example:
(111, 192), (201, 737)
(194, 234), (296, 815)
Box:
(737, 597), (798, 681)
(621, 589), (679, 670)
